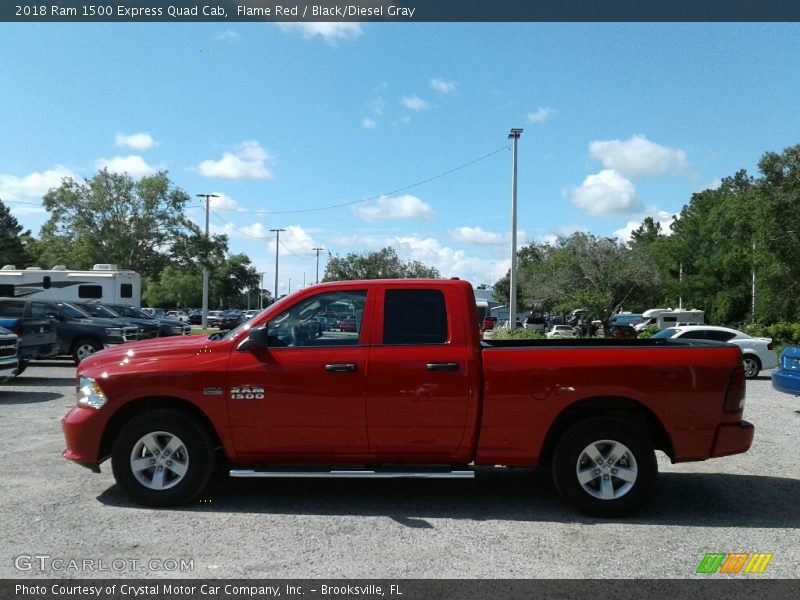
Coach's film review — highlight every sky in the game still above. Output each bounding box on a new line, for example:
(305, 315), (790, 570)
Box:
(2, 22), (800, 298)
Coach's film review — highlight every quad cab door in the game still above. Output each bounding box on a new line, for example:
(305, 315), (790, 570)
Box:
(227, 286), (374, 460)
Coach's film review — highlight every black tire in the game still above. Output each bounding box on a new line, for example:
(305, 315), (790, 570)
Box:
(111, 409), (215, 507)
(551, 417), (657, 518)
(742, 355), (761, 379)
(71, 338), (102, 364)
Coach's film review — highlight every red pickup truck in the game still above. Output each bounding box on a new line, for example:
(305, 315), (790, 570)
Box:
(63, 279), (753, 517)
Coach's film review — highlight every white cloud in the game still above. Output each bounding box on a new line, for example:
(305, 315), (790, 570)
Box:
(95, 155), (157, 177)
(0, 166), (75, 201)
(429, 78), (457, 94)
(198, 141), (273, 179)
(216, 30), (241, 42)
(361, 117), (376, 129)
(568, 169), (642, 216)
(208, 193), (239, 211)
(527, 107), (556, 124)
(450, 226), (506, 246)
(589, 134), (687, 177)
(353, 195), (434, 222)
(277, 22), (363, 44)
(613, 208), (677, 242)
(401, 95), (429, 111)
(114, 132), (157, 151)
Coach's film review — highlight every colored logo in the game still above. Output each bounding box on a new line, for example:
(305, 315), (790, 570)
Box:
(696, 552), (773, 574)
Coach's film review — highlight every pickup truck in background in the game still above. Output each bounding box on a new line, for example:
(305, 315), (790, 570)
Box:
(0, 299), (59, 376)
(3, 299), (138, 364)
(62, 279), (753, 517)
(0, 326), (20, 382)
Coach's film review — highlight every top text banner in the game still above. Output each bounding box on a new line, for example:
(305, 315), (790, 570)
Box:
(5, 1), (800, 22)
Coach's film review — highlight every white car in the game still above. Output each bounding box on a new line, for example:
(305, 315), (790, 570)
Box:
(546, 325), (578, 338)
(166, 310), (189, 323)
(651, 325), (779, 378)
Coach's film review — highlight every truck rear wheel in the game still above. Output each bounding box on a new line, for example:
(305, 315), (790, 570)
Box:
(551, 417), (657, 517)
(111, 410), (215, 507)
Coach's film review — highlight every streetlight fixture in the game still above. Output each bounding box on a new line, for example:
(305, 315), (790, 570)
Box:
(270, 228), (286, 301)
(196, 193), (219, 329)
(508, 128), (523, 329)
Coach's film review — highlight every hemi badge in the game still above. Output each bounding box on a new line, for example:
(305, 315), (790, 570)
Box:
(203, 387), (224, 396)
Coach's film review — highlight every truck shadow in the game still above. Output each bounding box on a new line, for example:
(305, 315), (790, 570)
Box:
(97, 468), (800, 529)
(11, 376), (76, 387)
(0, 391), (63, 404)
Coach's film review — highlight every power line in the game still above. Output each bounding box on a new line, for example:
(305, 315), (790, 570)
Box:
(193, 144), (510, 216)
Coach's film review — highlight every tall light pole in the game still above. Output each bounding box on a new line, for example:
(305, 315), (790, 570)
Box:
(259, 272), (265, 309)
(508, 128), (523, 329)
(312, 247), (325, 284)
(196, 193), (219, 329)
(270, 228), (285, 301)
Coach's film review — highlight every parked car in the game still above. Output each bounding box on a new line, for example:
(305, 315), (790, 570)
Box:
(142, 308), (166, 319)
(166, 310), (189, 323)
(608, 324), (639, 339)
(206, 310), (223, 328)
(243, 310), (260, 321)
(74, 302), (160, 340)
(217, 310), (243, 330)
(771, 346), (800, 396)
(0, 326), (19, 383)
(651, 325), (779, 378)
(546, 325), (577, 338)
(338, 317), (358, 333)
(0, 298), (59, 375)
(188, 309), (203, 325)
(105, 304), (190, 337)
(482, 316), (498, 331)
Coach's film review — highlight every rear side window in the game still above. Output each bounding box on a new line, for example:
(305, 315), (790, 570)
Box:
(0, 300), (25, 317)
(383, 289), (447, 345)
(705, 330), (738, 342)
(677, 330), (707, 340)
(78, 285), (102, 299)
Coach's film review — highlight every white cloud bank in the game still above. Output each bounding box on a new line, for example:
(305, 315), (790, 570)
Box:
(198, 141), (273, 179)
(115, 132), (157, 151)
(568, 169), (642, 216)
(353, 195), (434, 222)
(0, 166), (75, 201)
(95, 156), (157, 177)
(589, 134), (687, 178)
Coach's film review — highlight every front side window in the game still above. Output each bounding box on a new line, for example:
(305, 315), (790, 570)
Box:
(266, 290), (367, 347)
(383, 289), (447, 345)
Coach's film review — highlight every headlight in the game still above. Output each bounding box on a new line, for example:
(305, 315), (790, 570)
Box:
(77, 376), (107, 409)
(105, 327), (122, 337)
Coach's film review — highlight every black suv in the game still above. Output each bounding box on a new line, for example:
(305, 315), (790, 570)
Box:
(105, 304), (191, 337)
(74, 302), (161, 340)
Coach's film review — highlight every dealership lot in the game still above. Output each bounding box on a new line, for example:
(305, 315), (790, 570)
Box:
(1, 359), (798, 579)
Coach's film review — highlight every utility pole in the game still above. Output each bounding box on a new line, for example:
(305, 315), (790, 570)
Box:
(270, 228), (286, 301)
(312, 247), (325, 284)
(259, 272), (265, 309)
(508, 128), (523, 329)
(196, 193), (219, 329)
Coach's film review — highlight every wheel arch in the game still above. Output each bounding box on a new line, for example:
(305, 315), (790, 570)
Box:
(99, 396), (223, 463)
(539, 396), (674, 465)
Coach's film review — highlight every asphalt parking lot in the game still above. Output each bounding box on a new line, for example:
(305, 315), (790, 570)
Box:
(0, 359), (798, 579)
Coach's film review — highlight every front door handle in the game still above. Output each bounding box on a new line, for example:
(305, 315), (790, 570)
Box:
(325, 363), (357, 372)
(426, 362), (459, 372)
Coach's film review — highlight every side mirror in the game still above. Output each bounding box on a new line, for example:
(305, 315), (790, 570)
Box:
(247, 325), (270, 350)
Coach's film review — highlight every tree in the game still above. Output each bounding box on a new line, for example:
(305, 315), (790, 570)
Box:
(323, 247), (440, 281)
(39, 169), (194, 278)
(0, 199), (31, 267)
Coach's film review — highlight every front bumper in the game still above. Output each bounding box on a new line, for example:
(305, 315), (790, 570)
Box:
(62, 404), (106, 470)
(710, 421), (754, 458)
(772, 369), (800, 396)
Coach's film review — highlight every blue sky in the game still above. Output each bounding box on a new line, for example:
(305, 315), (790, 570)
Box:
(2, 22), (800, 296)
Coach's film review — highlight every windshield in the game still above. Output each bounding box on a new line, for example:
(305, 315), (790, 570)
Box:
(59, 302), (91, 319)
(113, 305), (153, 319)
(80, 304), (120, 319)
(650, 328), (678, 339)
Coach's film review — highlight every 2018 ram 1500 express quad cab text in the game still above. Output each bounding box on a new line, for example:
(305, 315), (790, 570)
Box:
(62, 279), (753, 517)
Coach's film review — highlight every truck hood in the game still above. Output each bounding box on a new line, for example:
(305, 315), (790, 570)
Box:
(79, 333), (217, 370)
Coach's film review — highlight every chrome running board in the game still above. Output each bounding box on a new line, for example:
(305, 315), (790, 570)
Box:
(230, 469), (475, 479)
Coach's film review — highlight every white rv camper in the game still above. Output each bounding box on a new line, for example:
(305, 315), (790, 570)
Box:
(634, 307), (705, 332)
(0, 264), (141, 307)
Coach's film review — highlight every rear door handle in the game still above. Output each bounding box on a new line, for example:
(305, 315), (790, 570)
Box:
(426, 363), (459, 372)
(325, 363), (357, 372)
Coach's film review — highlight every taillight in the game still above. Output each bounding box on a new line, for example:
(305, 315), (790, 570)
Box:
(724, 365), (746, 413)
(767, 341), (774, 351)
(13, 324), (22, 337)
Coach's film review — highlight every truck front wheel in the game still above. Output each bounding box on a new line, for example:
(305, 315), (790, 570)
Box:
(551, 417), (657, 517)
(111, 410), (215, 507)
(71, 339), (102, 364)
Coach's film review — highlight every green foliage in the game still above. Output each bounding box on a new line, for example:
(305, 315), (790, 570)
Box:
(636, 326), (661, 339)
(490, 328), (546, 340)
(323, 247), (440, 281)
(0, 199), (32, 267)
(745, 322), (800, 346)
